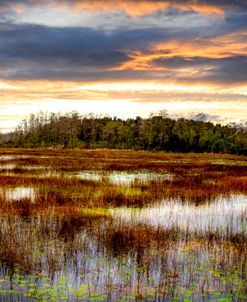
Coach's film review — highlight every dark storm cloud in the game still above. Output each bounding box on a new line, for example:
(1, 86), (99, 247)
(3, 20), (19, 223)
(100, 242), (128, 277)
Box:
(202, 56), (247, 84)
(0, 23), (196, 80)
(0, 24), (130, 79)
(154, 56), (247, 84)
(193, 0), (247, 9)
(223, 11), (247, 32)
(154, 56), (215, 68)
(0, 1), (245, 84)
(0, 22), (246, 84)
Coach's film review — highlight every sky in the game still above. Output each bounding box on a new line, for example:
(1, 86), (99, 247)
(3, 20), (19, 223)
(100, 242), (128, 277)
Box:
(0, 0), (247, 132)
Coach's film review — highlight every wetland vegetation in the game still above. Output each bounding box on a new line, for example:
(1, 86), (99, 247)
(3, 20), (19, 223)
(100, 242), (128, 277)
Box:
(0, 149), (246, 301)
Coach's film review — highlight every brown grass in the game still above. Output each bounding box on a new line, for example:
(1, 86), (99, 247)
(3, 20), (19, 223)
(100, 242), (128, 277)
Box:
(0, 148), (246, 298)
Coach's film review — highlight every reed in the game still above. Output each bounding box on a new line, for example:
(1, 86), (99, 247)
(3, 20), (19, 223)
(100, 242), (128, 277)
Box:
(0, 148), (246, 301)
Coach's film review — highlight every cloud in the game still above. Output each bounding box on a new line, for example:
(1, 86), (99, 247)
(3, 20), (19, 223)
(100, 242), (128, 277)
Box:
(0, 0), (247, 27)
(68, 0), (225, 17)
(0, 0), (246, 87)
(0, 24), (133, 80)
(189, 112), (221, 122)
(0, 0), (228, 18)
(201, 55), (247, 84)
(153, 55), (247, 84)
(0, 0), (246, 132)
(0, 23), (192, 81)
(1, 0), (246, 21)
(0, 22), (246, 86)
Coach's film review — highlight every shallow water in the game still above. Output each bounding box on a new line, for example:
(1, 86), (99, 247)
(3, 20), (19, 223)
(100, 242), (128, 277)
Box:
(72, 170), (173, 185)
(110, 194), (247, 237)
(0, 155), (29, 161)
(0, 216), (245, 301)
(109, 171), (173, 184)
(0, 155), (15, 161)
(72, 171), (103, 181)
(0, 187), (36, 201)
(0, 151), (246, 301)
(0, 163), (16, 170)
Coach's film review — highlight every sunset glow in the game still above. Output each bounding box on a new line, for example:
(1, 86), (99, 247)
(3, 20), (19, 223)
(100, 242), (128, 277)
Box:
(0, 0), (246, 131)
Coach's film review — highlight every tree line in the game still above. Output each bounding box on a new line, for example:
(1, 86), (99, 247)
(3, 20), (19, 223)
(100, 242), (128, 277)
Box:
(1, 111), (247, 155)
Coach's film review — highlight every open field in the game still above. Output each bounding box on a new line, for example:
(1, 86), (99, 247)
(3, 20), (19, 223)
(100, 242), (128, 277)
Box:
(0, 149), (246, 301)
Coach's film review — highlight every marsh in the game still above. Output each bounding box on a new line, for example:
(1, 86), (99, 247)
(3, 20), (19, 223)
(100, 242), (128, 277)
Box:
(0, 149), (246, 301)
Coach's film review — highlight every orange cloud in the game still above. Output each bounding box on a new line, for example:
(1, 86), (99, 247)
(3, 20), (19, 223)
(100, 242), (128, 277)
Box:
(1, 78), (247, 132)
(0, 77), (246, 104)
(5, 0), (224, 18)
(113, 31), (247, 71)
(68, 0), (224, 17)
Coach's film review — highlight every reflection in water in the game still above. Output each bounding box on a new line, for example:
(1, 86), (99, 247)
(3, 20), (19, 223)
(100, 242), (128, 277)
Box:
(0, 151), (246, 301)
(110, 195), (247, 236)
(0, 212), (246, 301)
(0, 155), (29, 161)
(109, 171), (173, 184)
(0, 155), (14, 161)
(0, 164), (16, 170)
(21, 165), (47, 170)
(72, 171), (102, 182)
(0, 187), (36, 201)
(72, 171), (173, 185)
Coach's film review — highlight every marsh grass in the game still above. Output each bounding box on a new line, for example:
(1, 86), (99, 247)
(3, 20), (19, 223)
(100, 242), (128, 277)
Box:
(0, 149), (246, 301)
(0, 213), (246, 301)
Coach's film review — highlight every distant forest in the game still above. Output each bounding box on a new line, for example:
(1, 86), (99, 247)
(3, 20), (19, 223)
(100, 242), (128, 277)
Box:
(1, 111), (247, 155)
